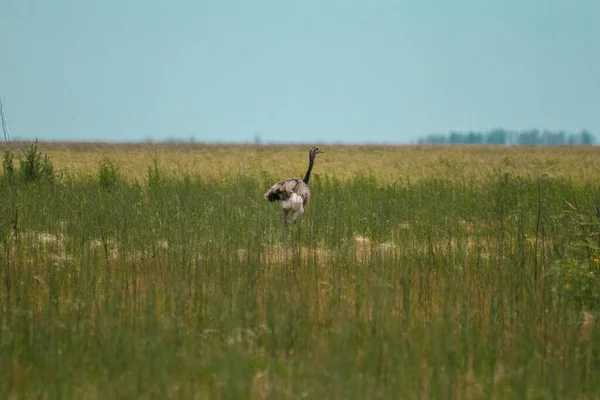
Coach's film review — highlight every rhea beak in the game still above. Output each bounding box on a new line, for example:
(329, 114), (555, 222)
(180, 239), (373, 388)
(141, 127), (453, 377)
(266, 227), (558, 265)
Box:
(317, 149), (324, 154)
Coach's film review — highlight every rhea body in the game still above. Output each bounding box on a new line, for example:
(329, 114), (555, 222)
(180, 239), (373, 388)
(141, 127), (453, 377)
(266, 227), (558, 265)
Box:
(264, 146), (324, 225)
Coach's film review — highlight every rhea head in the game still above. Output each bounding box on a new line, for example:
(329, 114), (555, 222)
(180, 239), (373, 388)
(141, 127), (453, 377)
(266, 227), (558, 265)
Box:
(309, 146), (324, 159)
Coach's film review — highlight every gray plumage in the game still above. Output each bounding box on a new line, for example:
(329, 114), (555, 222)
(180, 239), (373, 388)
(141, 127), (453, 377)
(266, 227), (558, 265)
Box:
(265, 146), (324, 225)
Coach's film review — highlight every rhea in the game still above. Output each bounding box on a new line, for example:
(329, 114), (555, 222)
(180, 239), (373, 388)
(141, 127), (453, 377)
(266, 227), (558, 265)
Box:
(264, 146), (324, 225)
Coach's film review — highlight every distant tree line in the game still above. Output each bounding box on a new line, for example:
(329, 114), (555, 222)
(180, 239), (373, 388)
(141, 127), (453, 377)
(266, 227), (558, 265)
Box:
(418, 129), (596, 146)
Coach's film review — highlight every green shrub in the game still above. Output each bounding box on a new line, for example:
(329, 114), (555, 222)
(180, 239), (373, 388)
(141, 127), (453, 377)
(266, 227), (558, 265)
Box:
(549, 203), (600, 312)
(98, 159), (120, 189)
(2, 149), (15, 184)
(146, 154), (163, 190)
(18, 139), (55, 183)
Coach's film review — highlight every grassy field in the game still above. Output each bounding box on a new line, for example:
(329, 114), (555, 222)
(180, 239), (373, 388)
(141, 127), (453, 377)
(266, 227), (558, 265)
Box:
(2, 142), (600, 399)
(2, 141), (600, 183)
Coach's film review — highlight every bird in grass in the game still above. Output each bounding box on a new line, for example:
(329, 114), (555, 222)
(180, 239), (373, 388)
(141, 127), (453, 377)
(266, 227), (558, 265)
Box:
(264, 146), (324, 225)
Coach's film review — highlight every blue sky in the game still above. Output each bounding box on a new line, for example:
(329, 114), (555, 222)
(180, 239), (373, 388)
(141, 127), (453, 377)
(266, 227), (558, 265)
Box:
(1, 0), (598, 144)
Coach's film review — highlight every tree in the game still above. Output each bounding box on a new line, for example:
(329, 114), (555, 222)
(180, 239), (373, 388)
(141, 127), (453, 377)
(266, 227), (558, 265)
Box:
(485, 129), (507, 145)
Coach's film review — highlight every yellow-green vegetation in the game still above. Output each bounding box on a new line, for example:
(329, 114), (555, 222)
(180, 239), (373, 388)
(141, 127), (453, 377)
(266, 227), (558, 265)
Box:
(1, 142), (600, 398)
(2, 141), (600, 183)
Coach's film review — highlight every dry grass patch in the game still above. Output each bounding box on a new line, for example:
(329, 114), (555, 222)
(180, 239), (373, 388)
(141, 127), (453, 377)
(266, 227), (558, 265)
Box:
(237, 246), (331, 265)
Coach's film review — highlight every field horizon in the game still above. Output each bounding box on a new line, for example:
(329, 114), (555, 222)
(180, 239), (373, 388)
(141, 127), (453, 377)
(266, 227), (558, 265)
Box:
(2, 140), (600, 183)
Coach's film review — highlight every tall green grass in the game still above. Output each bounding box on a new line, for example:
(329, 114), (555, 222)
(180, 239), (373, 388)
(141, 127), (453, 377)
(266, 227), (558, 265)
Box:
(1, 159), (600, 399)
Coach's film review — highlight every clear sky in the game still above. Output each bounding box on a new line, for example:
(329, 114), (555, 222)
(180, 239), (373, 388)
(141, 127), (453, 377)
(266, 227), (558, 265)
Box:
(1, 0), (598, 144)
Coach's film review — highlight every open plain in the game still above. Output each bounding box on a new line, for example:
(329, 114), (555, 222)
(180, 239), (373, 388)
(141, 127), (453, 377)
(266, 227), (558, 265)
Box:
(1, 142), (600, 399)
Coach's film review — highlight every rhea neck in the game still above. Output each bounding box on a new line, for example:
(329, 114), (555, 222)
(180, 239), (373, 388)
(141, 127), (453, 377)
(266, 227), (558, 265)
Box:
(303, 152), (316, 184)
